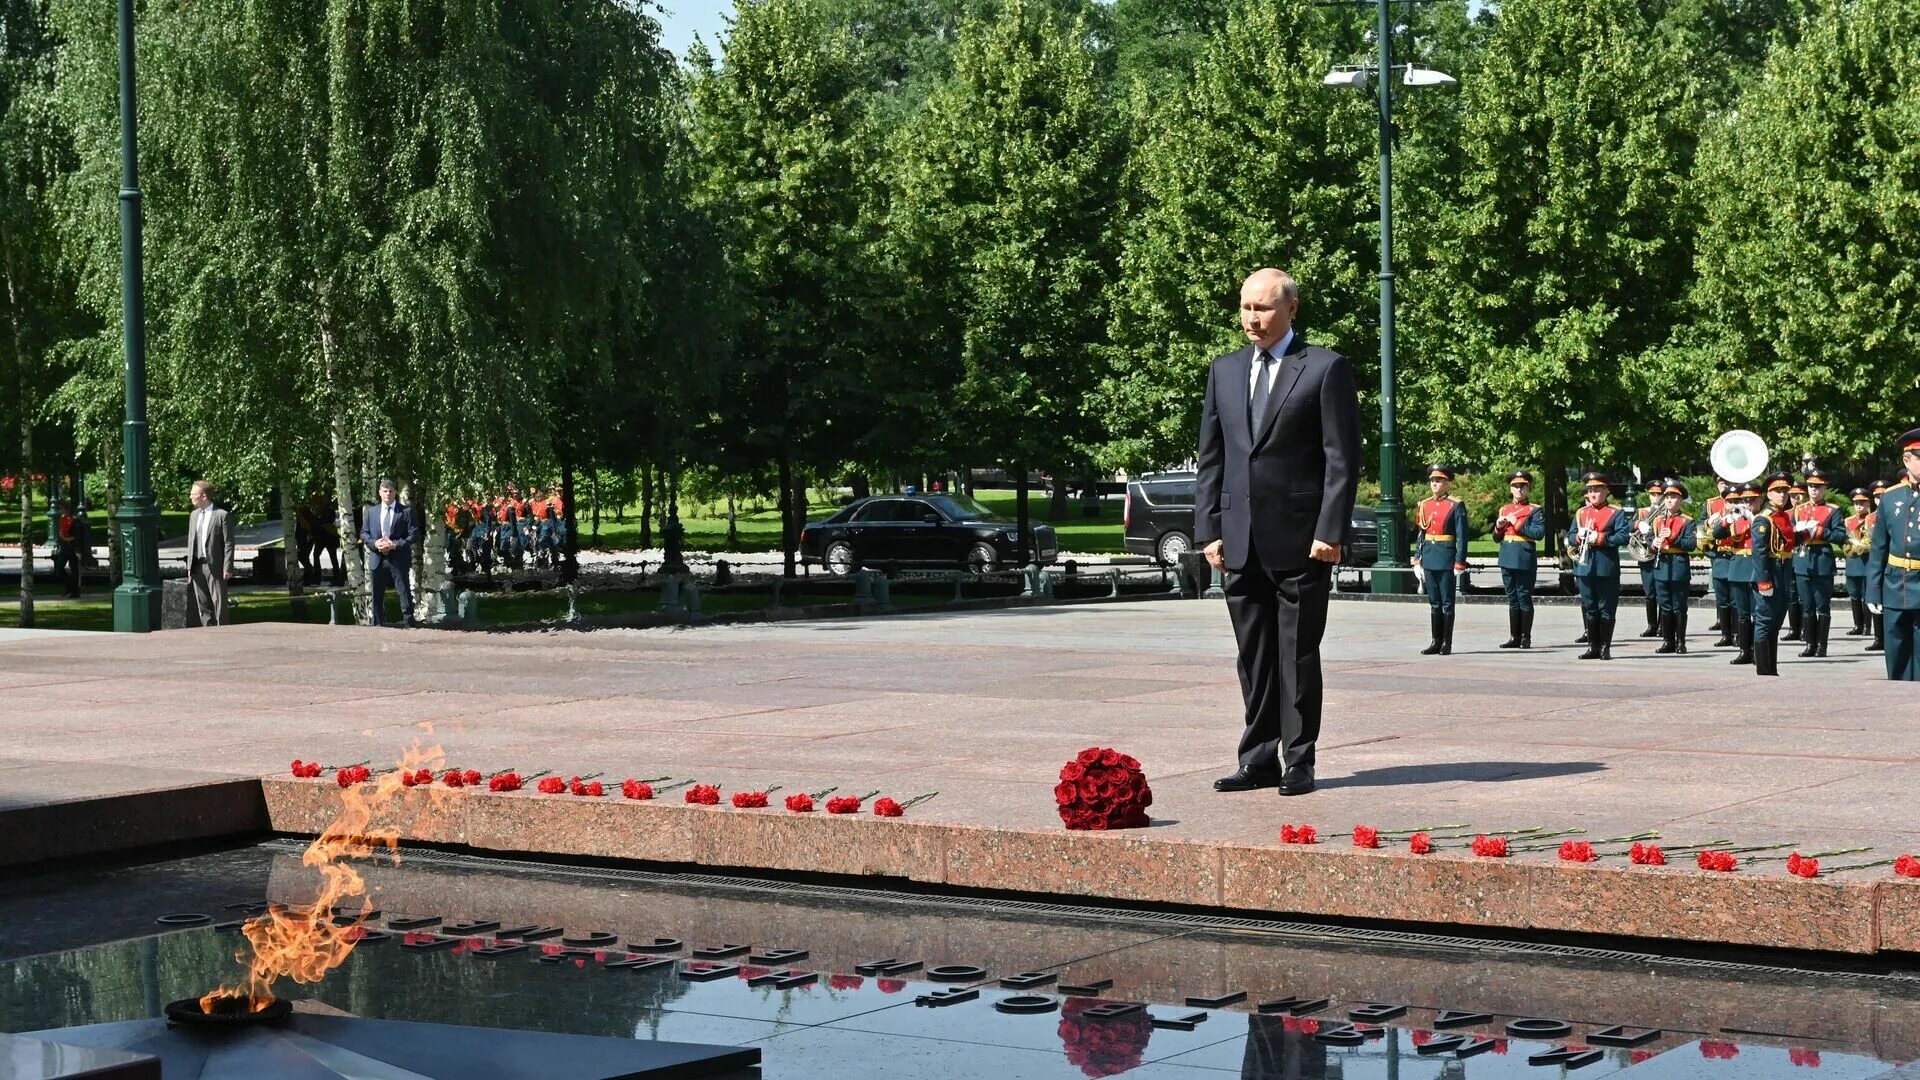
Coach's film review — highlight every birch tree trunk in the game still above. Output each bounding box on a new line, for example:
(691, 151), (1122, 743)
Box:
(278, 475), (306, 618)
(5, 232), (32, 627)
(320, 314), (369, 623)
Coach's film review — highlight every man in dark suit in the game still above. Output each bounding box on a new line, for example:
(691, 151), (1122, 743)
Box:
(359, 478), (421, 627)
(1195, 268), (1363, 797)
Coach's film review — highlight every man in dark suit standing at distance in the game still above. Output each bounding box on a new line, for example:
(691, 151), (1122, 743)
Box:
(1195, 268), (1363, 797)
(359, 478), (421, 627)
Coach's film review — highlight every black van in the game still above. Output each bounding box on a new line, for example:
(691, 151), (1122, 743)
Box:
(1122, 471), (1399, 568)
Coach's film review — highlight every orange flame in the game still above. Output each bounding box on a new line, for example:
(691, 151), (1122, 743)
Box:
(203, 742), (444, 1010)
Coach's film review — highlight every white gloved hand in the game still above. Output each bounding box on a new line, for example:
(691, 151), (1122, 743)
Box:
(1635, 520), (1652, 536)
(1795, 519), (1817, 534)
(1413, 563), (1426, 587)
(1869, 602), (1883, 615)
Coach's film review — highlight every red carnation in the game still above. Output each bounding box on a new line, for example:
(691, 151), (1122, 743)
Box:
(828, 975), (864, 991)
(489, 771), (523, 792)
(1629, 842), (1667, 865)
(290, 759), (323, 778)
(1352, 825), (1380, 849)
(537, 776), (566, 794)
(1700, 1042), (1739, 1060)
(1409, 832), (1433, 855)
(732, 791), (770, 809)
(461, 769), (482, 786)
(622, 779), (653, 800)
(1789, 1049), (1821, 1067)
(873, 797), (903, 817)
(1558, 840), (1596, 863)
(401, 769), (426, 787)
(825, 796), (861, 814)
(335, 765), (371, 787)
(1895, 854), (1920, 878)
(581, 780), (604, 797)
(1471, 835), (1508, 858)
(1696, 850), (1738, 872)
(1279, 824), (1318, 845)
(440, 769), (466, 789)
(784, 793), (814, 812)
(877, 978), (907, 994)
(1786, 852), (1818, 878)
(686, 784), (721, 805)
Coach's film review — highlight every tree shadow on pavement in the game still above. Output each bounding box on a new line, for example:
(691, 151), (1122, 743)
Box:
(1322, 761), (1605, 788)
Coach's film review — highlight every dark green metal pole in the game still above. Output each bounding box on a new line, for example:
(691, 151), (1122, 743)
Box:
(112, 0), (160, 632)
(1370, 0), (1410, 593)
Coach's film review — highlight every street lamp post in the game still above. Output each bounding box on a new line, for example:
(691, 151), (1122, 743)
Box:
(1323, 0), (1453, 594)
(112, 0), (161, 632)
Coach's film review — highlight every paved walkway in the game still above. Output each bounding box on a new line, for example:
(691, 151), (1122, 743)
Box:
(3, 599), (1912, 862)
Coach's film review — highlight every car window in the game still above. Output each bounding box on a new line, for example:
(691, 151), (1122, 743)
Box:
(1146, 482), (1195, 503)
(924, 494), (995, 521)
(852, 500), (905, 522)
(900, 500), (940, 521)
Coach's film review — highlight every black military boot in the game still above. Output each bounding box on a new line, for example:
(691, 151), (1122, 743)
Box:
(1440, 611), (1455, 655)
(1815, 613), (1831, 657)
(1499, 610), (1523, 649)
(1578, 614), (1602, 659)
(1520, 609), (1534, 649)
(1713, 607), (1734, 647)
(1730, 617), (1753, 665)
(1599, 617), (1616, 660)
(1756, 636), (1779, 676)
(1799, 614), (1820, 658)
(1868, 612), (1885, 652)
(1640, 597), (1660, 637)
(1421, 612), (1444, 655)
(1848, 597), (1867, 635)
(1785, 603), (1804, 642)
(1676, 606), (1689, 654)
(1709, 605), (1724, 632)
(1655, 611), (1678, 654)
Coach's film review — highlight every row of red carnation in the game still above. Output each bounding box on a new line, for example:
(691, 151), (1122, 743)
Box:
(290, 760), (936, 817)
(1276, 823), (1920, 880)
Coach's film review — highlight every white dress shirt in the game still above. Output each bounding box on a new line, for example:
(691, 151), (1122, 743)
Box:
(1248, 328), (1295, 401)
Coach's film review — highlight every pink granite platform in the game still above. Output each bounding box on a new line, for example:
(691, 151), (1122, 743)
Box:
(3, 600), (1916, 955)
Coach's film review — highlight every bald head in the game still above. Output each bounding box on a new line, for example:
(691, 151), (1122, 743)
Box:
(1239, 268), (1299, 349)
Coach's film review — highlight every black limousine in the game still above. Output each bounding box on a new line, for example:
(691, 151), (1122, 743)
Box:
(800, 494), (1059, 575)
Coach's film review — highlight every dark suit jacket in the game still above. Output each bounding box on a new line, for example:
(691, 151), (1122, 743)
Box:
(1193, 334), (1363, 573)
(359, 502), (420, 572)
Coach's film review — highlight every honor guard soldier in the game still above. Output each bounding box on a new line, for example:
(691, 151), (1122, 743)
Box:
(1704, 479), (1739, 643)
(1844, 488), (1875, 637)
(1416, 465), (1470, 655)
(1714, 483), (1761, 665)
(1867, 479), (1890, 652)
(1492, 470), (1546, 649)
(1782, 480), (1809, 641)
(1647, 480), (1698, 654)
(1745, 472), (1800, 676)
(1865, 429), (1920, 680)
(1634, 487), (1662, 638)
(1791, 468), (1847, 656)
(1566, 472), (1630, 659)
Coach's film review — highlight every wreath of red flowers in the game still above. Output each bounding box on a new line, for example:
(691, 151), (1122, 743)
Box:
(1055, 748), (1151, 831)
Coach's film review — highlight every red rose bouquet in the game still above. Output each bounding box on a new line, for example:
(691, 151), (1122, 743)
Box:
(1058, 996), (1153, 1077)
(1056, 748), (1151, 831)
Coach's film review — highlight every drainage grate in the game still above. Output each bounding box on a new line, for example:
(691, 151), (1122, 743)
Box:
(258, 838), (1920, 986)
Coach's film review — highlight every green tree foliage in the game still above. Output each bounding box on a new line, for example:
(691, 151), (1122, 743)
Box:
(688, 0), (882, 574)
(1399, 0), (1705, 474)
(1682, 0), (1920, 466)
(889, 0), (1118, 541)
(1094, 0), (1372, 474)
(1, 0), (86, 624)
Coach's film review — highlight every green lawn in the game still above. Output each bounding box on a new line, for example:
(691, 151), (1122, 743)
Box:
(3, 581), (963, 632)
(579, 489), (1128, 555)
(1, 491), (191, 545)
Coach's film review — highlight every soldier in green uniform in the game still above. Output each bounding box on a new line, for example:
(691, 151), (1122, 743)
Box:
(1646, 481), (1699, 654)
(1415, 465), (1470, 656)
(1867, 479), (1889, 653)
(1566, 472), (1630, 660)
(1866, 429), (1920, 681)
(1492, 471), (1546, 649)
(1783, 480), (1808, 642)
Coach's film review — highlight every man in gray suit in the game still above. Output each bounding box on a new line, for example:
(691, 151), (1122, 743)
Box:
(186, 479), (234, 626)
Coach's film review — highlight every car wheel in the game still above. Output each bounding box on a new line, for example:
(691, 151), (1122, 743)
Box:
(964, 542), (998, 575)
(1156, 530), (1191, 566)
(825, 541), (858, 577)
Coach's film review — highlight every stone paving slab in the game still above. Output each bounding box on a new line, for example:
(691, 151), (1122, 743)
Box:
(1, 600), (1916, 954)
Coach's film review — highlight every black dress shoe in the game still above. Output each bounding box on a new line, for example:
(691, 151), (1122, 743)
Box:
(1213, 767), (1282, 792)
(1277, 769), (1316, 796)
